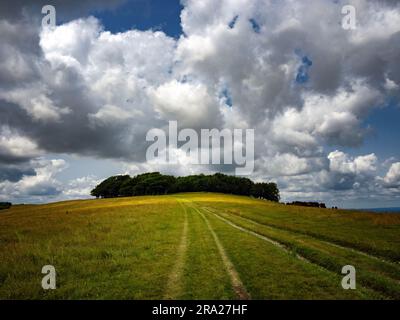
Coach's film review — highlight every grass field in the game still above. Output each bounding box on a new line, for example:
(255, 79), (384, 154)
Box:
(0, 193), (399, 300)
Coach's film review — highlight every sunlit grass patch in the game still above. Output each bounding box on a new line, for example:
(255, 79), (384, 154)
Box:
(0, 193), (399, 299)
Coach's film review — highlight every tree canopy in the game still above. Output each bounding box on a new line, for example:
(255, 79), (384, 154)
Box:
(91, 172), (280, 202)
(0, 202), (12, 210)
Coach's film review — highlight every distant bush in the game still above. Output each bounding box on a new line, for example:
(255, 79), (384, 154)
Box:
(91, 172), (280, 202)
(286, 201), (326, 209)
(0, 202), (12, 210)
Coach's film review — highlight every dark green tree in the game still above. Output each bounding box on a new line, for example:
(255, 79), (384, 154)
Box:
(91, 172), (280, 202)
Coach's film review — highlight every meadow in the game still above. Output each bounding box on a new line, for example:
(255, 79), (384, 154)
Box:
(0, 193), (399, 299)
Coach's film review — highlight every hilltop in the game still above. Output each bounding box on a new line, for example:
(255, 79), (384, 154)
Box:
(0, 193), (399, 299)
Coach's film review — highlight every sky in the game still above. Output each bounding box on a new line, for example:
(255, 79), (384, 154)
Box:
(0, 0), (399, 208)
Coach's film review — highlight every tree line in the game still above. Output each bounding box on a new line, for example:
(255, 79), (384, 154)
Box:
(286, 201), (326, 208)
(0, 202), (12, 210)
(91, 172), (280, 202)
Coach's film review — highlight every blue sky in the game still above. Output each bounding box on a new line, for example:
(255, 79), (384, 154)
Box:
(91, 0), (183, 37)
(362, 101), (400, 160)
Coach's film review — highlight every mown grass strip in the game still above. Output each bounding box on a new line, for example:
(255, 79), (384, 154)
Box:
(206, 206), (400, 276)
(214, 206), (400, 264)
(206, 208), (318, 265)
(163, 201), (189, 299)
(178, 202), (235, 299)
(201, 208), (379, 299)
(189, 204), (250, 300)
(203, 207), (400, 299)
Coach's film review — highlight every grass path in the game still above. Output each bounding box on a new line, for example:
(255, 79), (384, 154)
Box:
(220, 207), (399, 265)
(188, 202), (250, 300)
(200, 205), (375, 299)
(199, 205), (399, 299)
(194, 196), (400, 263)
(1, 193), (398, 299)
(212, 207), (400, 276)
(177, 198), (368, 299)
(177, 199), (235, 299)
(205, 207), (310, 262)
(163, 201), (188, 299)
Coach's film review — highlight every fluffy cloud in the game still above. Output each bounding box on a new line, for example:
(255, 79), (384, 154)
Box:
(328, 151), (377, 175)
(383, 162), (400, 188)
(63, 175), (101, 198)
(0, 0), (399, 204)
(322, 151), (378, 190)
(0, 129), (40, 163)
(149, 80), (222, 129)
(0, 129), (40, 183)
(0, 159), (67, 202)
(260, 153), (325, 177)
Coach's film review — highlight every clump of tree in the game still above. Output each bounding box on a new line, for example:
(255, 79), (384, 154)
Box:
(286, 201), (326, 208)
(0, 202), (12, 210)
(91, 172), (280, 202)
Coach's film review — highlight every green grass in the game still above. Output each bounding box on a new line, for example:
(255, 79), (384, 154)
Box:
(0, 193), (399, 300)
(178, 201), (235, 299)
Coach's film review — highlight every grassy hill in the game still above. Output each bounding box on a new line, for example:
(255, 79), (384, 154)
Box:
(0, 193), (399, 299)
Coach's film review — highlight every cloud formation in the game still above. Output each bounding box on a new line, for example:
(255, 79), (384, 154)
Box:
(0, 0), (399, 205)
(383, 162), (400, 188)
